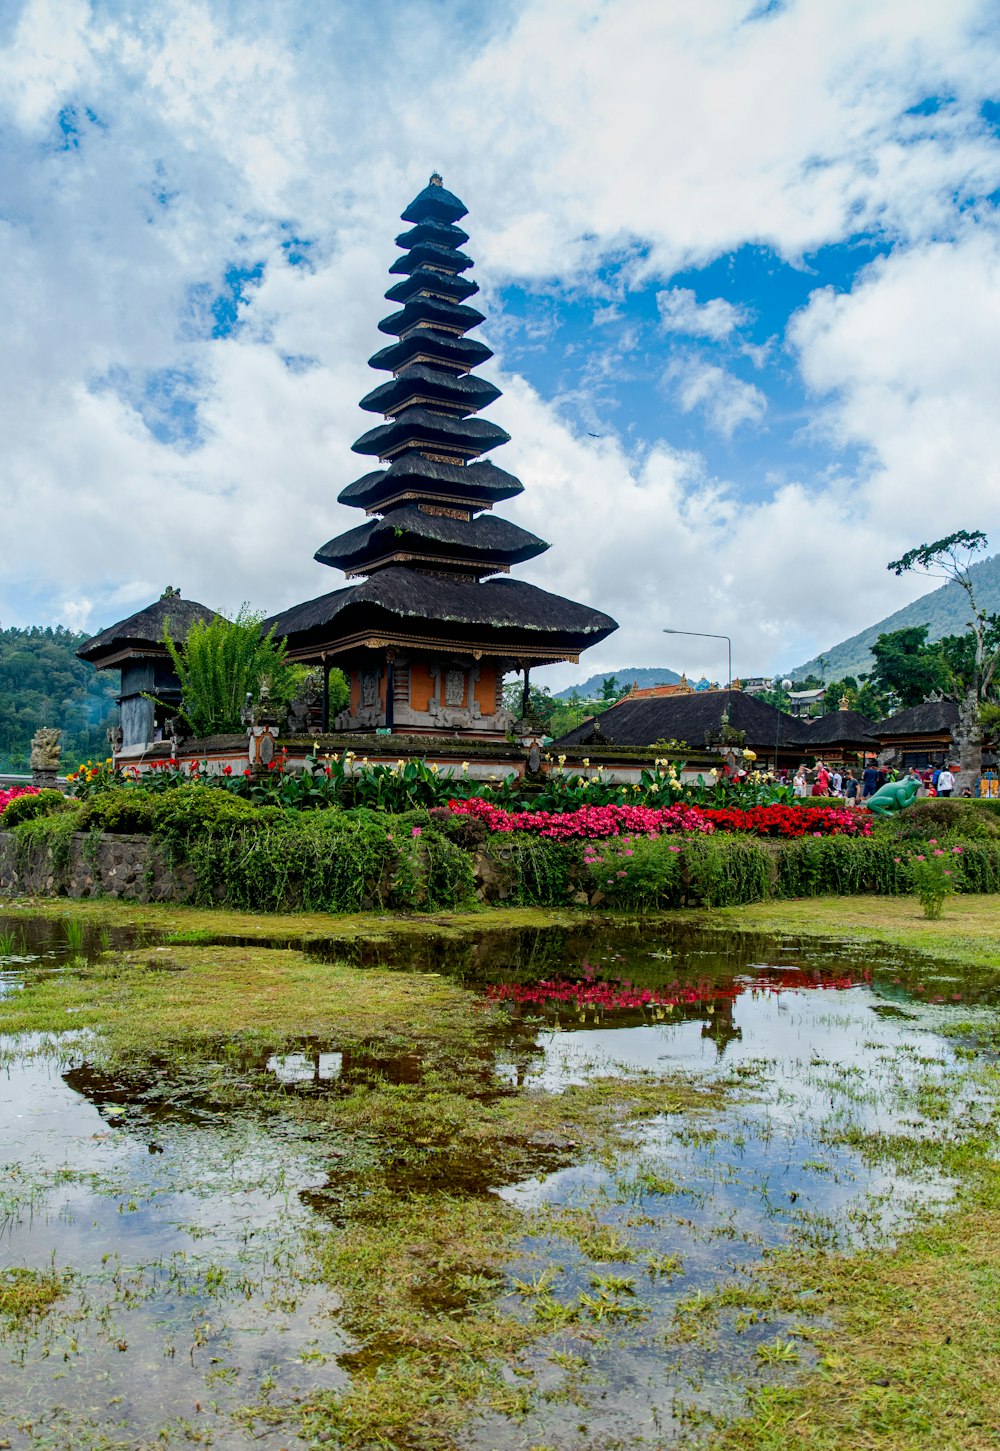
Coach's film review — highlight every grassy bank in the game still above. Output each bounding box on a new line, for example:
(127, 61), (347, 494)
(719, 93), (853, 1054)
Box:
(4, 896), (1000, 1447)
(695, 1065), (1000, 1451)
(711, 893), (1000, 970)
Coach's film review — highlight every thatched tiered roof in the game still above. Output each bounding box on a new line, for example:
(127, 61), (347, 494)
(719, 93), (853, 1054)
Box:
(270, 174), (616, 663)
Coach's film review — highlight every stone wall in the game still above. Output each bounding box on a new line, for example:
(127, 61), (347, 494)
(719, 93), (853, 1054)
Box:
(0, 831), (196, 902)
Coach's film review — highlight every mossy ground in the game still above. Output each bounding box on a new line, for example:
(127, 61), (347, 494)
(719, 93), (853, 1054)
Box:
(0, 919), (722, 1449)
(709, 893), (1000, 970)
(0, 1269), (67, 1328)
(4, 894), (1000, 1448)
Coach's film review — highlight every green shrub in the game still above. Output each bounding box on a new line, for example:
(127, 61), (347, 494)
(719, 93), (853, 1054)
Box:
(886, 798), (1000, 841)
(777, 836), (920, 898)
(177, 808), (394, 912)
(150, 786), (285, 840)
(11, 808), (85, 882)
(951, 842), (1000, 892)
(481, 834), (575, 906)
(389, 825), (476, 911)
(1, 789), (71, 828)
(581, 834), (686, 909)
(78, 788), (156, 835)
(684, 836), (771, 906)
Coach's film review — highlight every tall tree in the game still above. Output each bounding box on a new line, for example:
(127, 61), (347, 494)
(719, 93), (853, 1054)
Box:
(869, 626), (949, 709)
(888, 531), (1000, 784)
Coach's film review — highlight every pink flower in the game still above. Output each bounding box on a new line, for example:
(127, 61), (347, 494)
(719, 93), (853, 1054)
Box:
(952, 846), (963, 854)
(915, 855), (925, 862)
(933, 849), (945, 856)
(411, 826), (422, 838)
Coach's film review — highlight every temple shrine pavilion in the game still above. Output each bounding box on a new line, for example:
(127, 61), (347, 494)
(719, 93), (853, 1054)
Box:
(267, 175), (617, 735)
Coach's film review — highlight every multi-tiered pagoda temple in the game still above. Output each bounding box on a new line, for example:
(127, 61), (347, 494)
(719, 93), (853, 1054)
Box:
(268, 175), (617, 735)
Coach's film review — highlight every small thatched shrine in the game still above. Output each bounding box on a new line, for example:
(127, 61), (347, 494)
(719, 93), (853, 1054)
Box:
(77, 587), (220, 748)
(267, 175), (617, 735)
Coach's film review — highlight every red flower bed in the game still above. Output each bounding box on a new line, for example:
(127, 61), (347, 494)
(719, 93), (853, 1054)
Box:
(702, 803), (871, 838)
(0, 785), (39, 817)
(447, 797), (870, 841)
(447, 797), (712, 840)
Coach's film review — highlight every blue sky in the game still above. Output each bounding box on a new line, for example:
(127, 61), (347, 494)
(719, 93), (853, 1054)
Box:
(2, 0), (999, 689)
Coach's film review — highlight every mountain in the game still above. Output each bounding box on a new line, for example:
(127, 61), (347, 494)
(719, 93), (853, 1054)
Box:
(554, 666), (681, 701)
(790, 553), (1000, 683)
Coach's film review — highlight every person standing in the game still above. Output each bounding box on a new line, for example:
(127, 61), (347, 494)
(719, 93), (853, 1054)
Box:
(936, 765), (956, 797)
(793, 767), (808, 798)
(862, 762), (878, 799)
(844, 771), (859, 806)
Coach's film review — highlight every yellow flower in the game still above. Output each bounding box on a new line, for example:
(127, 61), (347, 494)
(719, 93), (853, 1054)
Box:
(461, 762), (469, 771)
(430, 763), (439, 772)
(557, 754), (566, 766)
(582, 758), (590, 767)
(313, 741), (320, 753)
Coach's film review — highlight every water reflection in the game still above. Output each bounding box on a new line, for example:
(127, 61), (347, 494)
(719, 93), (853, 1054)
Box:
(0, 910), (995, 1451)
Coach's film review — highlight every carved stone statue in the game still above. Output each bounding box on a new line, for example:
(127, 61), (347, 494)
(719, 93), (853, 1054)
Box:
(866, 776), (921, 818)
(107, 724), (124, 753)
(285, 669), (321, 734)
(30, 726), (62, 786)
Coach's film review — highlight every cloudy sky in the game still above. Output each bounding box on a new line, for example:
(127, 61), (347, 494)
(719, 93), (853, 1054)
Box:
(3, 0), (999, 690)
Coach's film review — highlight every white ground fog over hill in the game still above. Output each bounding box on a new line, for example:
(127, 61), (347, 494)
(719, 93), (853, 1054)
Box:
(2, 0), (999, 691)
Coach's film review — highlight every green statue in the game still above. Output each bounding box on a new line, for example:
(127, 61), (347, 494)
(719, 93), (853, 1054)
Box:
(866, 776), (921, 818)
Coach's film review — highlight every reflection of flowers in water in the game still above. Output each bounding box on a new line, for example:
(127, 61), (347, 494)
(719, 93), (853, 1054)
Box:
(486, 965), (872, 1016)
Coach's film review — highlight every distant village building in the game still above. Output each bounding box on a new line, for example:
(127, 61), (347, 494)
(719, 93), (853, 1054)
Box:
(265, 176), (617, 735)
(785, 687), (826, 718)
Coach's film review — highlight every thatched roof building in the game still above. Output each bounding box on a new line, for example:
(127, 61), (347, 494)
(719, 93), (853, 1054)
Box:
(267, 174), (616, 735)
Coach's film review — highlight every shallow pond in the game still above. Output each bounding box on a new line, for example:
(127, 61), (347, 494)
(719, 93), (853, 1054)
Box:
(0, 911), (996, 1450)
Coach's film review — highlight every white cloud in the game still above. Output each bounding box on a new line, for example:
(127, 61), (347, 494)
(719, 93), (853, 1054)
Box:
(789, 228), (1000, 527)
(0, 0), (998, 686)
(667, 357), (768, 437)
(657, 288), (749, 340)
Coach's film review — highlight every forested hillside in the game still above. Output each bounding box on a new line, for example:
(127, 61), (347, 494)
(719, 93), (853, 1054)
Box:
(553, 666), (682, 700)
(0, 626), (119, 773)
(791, 553), (1000, 681)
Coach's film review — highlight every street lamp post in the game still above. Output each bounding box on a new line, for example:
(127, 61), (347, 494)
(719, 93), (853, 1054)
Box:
(774, 676), (792, 774)
(662, 628), (733, 717)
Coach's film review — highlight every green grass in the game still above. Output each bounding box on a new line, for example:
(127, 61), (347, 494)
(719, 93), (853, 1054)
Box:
(701, 1149), (1000, 1449)
(0, 1268), (67, 1327)
(708, 893), (1000, 970)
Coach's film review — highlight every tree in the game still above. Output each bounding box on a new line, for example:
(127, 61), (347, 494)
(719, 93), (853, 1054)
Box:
(163, 609), (300, 737)
(869, 626), (949, 709)
(0, 625), (120, 772)
(888, 531), (1000, 783)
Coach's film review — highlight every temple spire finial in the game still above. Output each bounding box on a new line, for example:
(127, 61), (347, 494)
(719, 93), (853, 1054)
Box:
(429, 172), (443, 186)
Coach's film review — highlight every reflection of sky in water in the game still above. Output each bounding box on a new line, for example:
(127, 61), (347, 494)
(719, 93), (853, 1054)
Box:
(481, 979), (965, 1450)
(0, 1056), (347, 1450)
(0, 915), (988, 1451)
